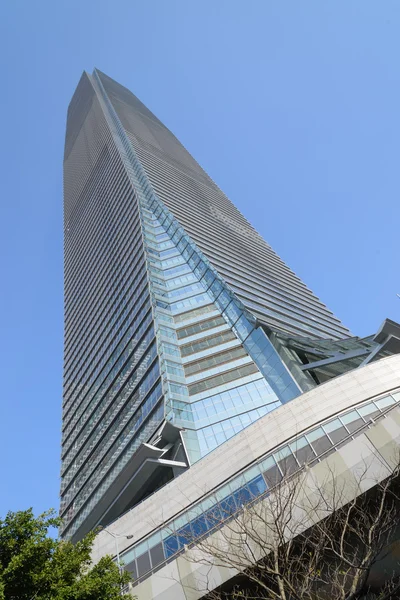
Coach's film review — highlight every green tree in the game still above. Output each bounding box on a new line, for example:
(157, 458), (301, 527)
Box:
(0, 509), (132, 600)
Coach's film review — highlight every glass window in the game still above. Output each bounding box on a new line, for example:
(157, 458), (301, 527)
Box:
(165, 361), (184, 377)
(294, 442), (315, 465)
(177, 316), (225, 340)
(184, 347), (247, 377)
(307, 427), (333, 456)
(304, 428), (320, 443)
(181, 330), (236, 357)
(232, 485), (252, 507)
(217, 290), (233, 311)
(273, 446), (291, 462)
(290, 437), (315, 464)
(289, 436), (308, 452)
(391, 391), (400, 403)
(263, 462), (282, 487)
(150, 543), (165, 568)
(188, 363), (258, 396)
(190, 515), (209, 538)
(202, 269), (215, 288)
(210, 279), (223, 300)
(223, 301), (240, 324)
(194, 261), (207, 279)
(219, 495), (237, 519)
(233, 315), (254, 341)
(176, 524), (192, 547)
(375, 395), (396, 410)
(323, 419), (349, 444)
(204, 505), (222, 529)
(358, 402), (380, 420)
(182, 245), (193, 262)
(340, 410), (365, 433)
(124, 560), (137, 579)
(247, 475), (267, 497)
(188, 252), (200, 270)
(163, 535), (179, 558)
(136, 552), (151, 577)
(275, 450), (298, 476)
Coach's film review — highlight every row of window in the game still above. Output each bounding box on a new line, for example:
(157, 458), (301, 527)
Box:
(65, 226), (144, 367)
(141, 196), (300, 410)
(173, 377), (278, 425)
(170, 292), (211, 314)
(65, 206), (141, 348)
(195, 404), (277, 454)
(63, 295), (151, 422)
(184, 346), (248, 377)
(177, 316), (226, 340)
(64, 162), (133, 309)
(64, 139), (116, 238)
(60, 362), (161, 515)
(162, 262), (191, 279)
(174, 303), (216, 324)
(160, 272), (197, 291)
(64, 261), (147, 393)
(64, 148), (129, 271)
(61, 354), (159, 506)
(62, 312), (153, 443)
(62, 293), (151, 442)
(65, 182), (137, 332)
(149, 181), (345, 333)
(118, 390), (400, 582)
(63, 276), (148, 414)
(64, 263), (147, 387)
(157, 282), (206, 302)
(180, 330), (236, 357)
(188, 363), (259, 397)
(61, 401), (164, 538)
(62, 331), (156, 475)
(63, 297), (151, 426)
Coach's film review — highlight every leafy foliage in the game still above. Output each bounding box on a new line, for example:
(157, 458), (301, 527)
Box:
(0, 509), (131, 600)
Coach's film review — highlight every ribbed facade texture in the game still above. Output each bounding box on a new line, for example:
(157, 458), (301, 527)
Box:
(60, 69), (351, 541)
(97, 71), (349, 341)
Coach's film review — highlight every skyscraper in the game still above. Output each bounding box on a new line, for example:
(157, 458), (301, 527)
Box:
(61, 69), (378, 544)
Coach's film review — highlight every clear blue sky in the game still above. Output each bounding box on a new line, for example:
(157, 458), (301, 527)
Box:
(0, 1), (399, 518)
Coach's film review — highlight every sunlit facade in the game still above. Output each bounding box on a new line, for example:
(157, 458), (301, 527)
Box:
(61, 70), (395, 544)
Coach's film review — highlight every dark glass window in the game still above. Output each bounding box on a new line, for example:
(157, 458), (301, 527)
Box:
(292, 443), (315, 465)
(136, 552), (151, 577)
(125, 560), (137, 579)
(276, 454), (298, 476)
(150, 543), (165, 568)
(273, 446), (298, 477)
(263, 464), (282, 487)
(323, 419), (349, 444)
(311, 435), (333, 456)
(340, 411), (365, 433)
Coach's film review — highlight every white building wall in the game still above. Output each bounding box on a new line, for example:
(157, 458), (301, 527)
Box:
(92, 354), (400, 597)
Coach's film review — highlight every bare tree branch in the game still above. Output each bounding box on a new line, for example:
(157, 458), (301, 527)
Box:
(178, 452), (400, 600)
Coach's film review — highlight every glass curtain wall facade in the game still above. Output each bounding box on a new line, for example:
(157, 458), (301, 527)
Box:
(61, 69), (351, 541)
